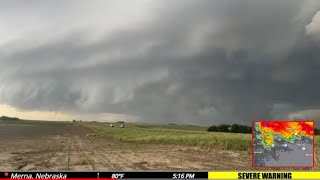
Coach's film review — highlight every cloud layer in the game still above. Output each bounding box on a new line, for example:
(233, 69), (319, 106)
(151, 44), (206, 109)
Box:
(1, 0), (320, 125)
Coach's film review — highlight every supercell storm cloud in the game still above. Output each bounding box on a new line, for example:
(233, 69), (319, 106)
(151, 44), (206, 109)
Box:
(1, 0), (320, 125)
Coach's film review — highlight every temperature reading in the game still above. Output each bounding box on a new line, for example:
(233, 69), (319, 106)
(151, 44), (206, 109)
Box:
(111, 173), (125, 178)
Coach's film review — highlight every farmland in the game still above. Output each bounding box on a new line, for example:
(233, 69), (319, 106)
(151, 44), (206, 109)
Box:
(86, 123), (251, 151)
(0, 120), (318, 170)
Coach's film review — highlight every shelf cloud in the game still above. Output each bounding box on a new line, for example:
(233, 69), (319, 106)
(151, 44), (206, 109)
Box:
(1, 0), (320, 125)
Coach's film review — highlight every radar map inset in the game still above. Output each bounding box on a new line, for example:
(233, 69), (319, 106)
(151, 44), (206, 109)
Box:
(253, 121), (314, 168)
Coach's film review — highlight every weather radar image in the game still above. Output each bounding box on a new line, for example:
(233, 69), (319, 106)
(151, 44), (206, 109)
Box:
(253, 121), (314, 168)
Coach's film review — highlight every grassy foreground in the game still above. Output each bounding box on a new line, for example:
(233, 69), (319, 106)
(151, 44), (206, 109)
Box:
(85, 123), (252, 151)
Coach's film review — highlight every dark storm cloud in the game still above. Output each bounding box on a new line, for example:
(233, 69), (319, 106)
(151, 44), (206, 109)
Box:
(1, 0), (320, 124)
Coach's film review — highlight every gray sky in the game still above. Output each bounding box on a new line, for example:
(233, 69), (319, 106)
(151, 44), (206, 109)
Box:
(1, 0), (320, 125)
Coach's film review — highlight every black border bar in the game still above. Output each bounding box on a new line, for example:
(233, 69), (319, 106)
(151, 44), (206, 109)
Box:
(0, 172), (208, 179)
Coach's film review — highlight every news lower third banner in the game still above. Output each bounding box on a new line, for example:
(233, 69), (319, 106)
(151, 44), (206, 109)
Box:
(1, 171), (320, 179)
(208, 172), (320, 179)
(0, 171), (208, 179)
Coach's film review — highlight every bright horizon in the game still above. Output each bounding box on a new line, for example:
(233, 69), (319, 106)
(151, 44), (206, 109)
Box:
(0, 103), (135, 122)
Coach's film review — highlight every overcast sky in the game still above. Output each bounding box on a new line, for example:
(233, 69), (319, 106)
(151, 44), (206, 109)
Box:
(1, 0), (320, 125)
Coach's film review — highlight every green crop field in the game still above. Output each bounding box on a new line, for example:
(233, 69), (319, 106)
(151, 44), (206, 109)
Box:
(85, 123), (252, 151)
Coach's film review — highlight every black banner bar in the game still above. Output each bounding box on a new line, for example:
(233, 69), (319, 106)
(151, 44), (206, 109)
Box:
(0, 172), (208, 179)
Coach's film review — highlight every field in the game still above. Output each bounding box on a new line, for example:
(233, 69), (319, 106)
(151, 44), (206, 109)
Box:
(0, 120), (318, 170)
(86, 123), (251, 151)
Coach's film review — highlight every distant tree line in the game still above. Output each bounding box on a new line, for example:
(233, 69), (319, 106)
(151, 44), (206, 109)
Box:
(0, 116), (20, 121)
(207, 124), (251, 133)
(208, 123), (320, 135)
(72, 119), (82, 123)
